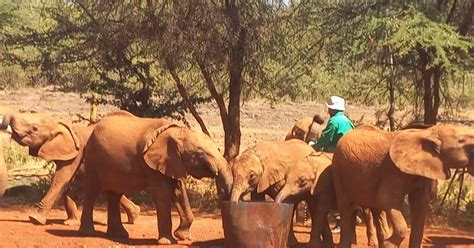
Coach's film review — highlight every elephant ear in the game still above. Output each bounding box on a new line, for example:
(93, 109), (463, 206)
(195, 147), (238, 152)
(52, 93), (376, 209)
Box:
(310, 157), (332, 195)
(389, 129), (448, 180)
(142, 124), (187, 179)
(256, 161), (286, 193)
(37, 122), (80, 161)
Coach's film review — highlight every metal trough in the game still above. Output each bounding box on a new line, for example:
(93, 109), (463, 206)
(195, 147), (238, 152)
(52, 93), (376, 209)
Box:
(221, 201), (294, 248)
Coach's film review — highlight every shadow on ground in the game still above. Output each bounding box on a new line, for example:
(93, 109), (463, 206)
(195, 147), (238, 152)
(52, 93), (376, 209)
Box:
(426, 235), (474, 246)
(190, 238), (225, 247)
(46, 229), (158, 246)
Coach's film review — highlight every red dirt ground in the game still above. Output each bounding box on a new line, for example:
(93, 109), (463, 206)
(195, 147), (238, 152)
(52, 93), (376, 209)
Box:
(0, 206), (473, 247)
(1, 87), (474, 247)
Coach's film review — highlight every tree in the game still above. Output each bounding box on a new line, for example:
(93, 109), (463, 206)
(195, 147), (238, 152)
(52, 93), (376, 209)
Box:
(1, 0), (284, 160)
(296, 1), (473, 125)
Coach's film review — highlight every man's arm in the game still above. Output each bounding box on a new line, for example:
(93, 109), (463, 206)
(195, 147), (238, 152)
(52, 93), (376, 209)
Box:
(312, 121), (335, 151)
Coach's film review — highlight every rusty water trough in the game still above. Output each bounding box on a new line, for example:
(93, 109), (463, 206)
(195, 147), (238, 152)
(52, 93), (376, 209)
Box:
(221, 201), (294, 248)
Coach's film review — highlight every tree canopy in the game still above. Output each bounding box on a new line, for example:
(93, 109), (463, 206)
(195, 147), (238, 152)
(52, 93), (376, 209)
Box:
(1, 0), (472, 156)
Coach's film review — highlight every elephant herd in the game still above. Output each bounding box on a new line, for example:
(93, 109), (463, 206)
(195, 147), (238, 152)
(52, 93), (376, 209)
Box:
(0, 111), (473, 248)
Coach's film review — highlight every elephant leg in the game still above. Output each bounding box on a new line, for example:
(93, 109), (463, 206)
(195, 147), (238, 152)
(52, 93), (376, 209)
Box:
(338, 208), (358, 247)
(371, 208), (385, 248)
(149, 177), (176, 245)
(29, 162), (78, 225)
(120, 195), (141, 224)
(172, 179), (194, 241)
(408, 187), (429, 248)
(78, 176), (100, 236)
(384, 208), (407, 248)
(361, 207), (377, 246)
(63, 193), (80, 226)
(379, 210), (392, 242)
(106, 191), (129, 238)
(306, 199), (332, 248)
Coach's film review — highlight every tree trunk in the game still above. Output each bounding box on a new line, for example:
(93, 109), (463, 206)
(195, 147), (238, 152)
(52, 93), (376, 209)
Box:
(419, 49), (438, 125)
(165, 58), (210, 136)
(386, 45), (395, 131)
(224, 0), (246, 161)
(196, 57), (229, 134)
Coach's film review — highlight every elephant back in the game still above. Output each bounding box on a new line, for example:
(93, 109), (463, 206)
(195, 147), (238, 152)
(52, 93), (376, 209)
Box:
(254, 139), (315, 193)
(285, 117), (312, 141)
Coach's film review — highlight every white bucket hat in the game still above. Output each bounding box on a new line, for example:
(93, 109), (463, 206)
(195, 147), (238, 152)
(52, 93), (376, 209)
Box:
(326, 96), (346, 111)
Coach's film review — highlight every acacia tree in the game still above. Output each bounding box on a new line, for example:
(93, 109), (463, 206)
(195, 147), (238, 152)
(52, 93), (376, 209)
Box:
(1, 0), (282, 160)
(296, 1), (473, 125)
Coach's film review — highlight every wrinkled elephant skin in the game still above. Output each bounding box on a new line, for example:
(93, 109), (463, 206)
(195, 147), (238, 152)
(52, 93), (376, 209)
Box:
(79, 111), (232, 244)
(0, 113), (141, 227)
(230, 139), (315, 246)
(333, 124), (474, 248)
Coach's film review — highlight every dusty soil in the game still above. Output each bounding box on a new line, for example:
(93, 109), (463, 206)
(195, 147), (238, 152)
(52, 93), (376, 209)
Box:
(0, 206), (473, 248)
(0, 86), (474, 247)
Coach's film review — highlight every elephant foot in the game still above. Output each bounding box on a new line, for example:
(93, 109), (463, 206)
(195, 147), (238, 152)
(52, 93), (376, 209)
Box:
(287, 233), (298, 247)
(63, 218), (80, 226)
(127, 205), (141, 224)
(78, 225), (96, 237)
(174, 226), (191, 241)
(106, 226), (129, 239)
(305, 241), (323, 248)
(367, 238), (378, 247)
(157, 236), (177, 245)
(29, 214), (47, 225)
(383, 240), (401, 248)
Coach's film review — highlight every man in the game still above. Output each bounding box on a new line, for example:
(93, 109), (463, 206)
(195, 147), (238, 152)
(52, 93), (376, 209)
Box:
(312, 96), (354, 153)
(311, 95), (354, 233)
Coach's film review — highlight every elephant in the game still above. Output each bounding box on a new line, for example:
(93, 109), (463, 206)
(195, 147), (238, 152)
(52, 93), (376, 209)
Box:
(285, 114), (325, 143)
(0, 113), (141, 226)
(0, 141), (7, 198)
(275, 152), (335, 248)
(230, 139), (315, 246)
(78, 111), (233, 245)
(0, 119), (12, 198)
(285, 115), (388, 246)
(332, 124), (474, 248)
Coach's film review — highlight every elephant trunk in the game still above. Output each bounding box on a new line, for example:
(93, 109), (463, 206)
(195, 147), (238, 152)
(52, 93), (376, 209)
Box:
(230, 184), (244, 202)
(214, 159), (233, 201)
(0, 113), (13, 130)
(0, 155), (7, 198)
(275, 187), (290, 203)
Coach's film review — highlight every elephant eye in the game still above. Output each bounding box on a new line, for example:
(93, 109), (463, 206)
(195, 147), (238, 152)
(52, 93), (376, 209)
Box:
(458, 136), (465, 144)
(249, 172), (256, 179)
(298, 178), (307, 187)
(31, 124), (39, 132)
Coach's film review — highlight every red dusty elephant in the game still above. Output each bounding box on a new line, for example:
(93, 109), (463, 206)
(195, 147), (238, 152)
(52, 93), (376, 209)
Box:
(78, 111), (233, 244)
(0, 113), (142, 226)
(333, 124), (474, 248)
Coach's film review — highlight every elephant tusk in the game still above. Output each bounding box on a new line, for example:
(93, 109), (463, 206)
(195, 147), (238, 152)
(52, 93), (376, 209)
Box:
(215, 172), (219, 177)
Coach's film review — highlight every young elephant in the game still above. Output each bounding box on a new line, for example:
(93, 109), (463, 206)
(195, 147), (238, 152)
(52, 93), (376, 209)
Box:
(0, 113), (141, 226)
(0, 141), (7, 198)
(230, 139), (315, 246)
(79, 111), (233, 244)
(333, 124), (474, 248)
(275, 152), (334, 248)
(285, 114), (325, 143)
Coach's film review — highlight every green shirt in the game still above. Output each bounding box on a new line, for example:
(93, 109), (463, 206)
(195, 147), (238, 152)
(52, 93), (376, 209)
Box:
(312, 112), (354, 153)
